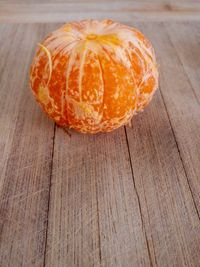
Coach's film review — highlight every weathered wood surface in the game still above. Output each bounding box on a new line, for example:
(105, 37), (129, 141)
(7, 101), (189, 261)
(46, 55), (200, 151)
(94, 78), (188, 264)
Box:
(143, 22), (200, 216)
(124, 23), (200, 267)
(1, 2), (200, 23)
(0, 24), (56, 267)
(45, 127), (151, 267)
(0, 12), (200, 267)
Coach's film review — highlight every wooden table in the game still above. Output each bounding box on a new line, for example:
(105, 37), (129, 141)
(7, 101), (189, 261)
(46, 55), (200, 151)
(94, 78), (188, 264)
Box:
(0, 1), (200, 267)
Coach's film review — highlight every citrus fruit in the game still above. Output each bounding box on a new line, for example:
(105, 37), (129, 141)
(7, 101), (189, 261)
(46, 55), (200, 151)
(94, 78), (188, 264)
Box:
(30, 19), (158, 133)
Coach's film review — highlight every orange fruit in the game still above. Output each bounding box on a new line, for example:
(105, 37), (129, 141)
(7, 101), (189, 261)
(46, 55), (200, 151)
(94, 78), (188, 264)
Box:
(30, 19), (158, 133)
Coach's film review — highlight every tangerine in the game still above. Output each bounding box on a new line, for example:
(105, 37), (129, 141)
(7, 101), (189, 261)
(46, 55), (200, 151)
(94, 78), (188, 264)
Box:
(30, 19), (158, 133)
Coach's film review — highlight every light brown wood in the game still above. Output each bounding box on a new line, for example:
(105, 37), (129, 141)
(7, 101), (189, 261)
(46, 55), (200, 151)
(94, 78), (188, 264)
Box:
(140, 22), (200, 215)
(1, 2), (200, 23)
(0, 13), (200, 267)
(2, 0), (200, 2)
(44, 127), (151, 267)
(165, 22), (200, 108)
(124, 21), (200, 266)
(125, 91), (200, 266)
(0, 24), (56, 267)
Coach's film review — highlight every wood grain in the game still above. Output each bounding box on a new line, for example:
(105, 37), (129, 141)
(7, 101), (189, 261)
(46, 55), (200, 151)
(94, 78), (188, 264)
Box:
(44, 127), (151, 267)
(125, 21), (200, 267)
(1, 2), (200, 23)
(165, 22), (200, 102)
(125, 90), (200, 266)
(0, 19), (200, 267)
(140, 22), (200, 215)
(0, 24), (56, 267)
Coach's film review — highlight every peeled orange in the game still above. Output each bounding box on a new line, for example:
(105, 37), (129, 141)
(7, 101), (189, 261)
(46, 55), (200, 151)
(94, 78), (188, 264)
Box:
(30, 19), (158, 133)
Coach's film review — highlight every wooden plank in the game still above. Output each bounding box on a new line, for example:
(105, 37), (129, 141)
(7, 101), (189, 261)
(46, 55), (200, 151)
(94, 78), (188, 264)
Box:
(1, 1), (200, 12)
(1, 20), (200, 267)
(142, 22), (200, 214)
(163, 22), (200, 214)
(125, 22), (200, 267)
(1, 2), (200, 23)
(0, 24), (56, 267)
(164, 22), (200, 108)
(1, 0), (199, 2)
(2, 0), (200, 5)
(44, 127), (152, 267)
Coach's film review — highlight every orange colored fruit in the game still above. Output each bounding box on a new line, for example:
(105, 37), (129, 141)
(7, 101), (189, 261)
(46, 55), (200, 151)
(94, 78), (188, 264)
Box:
(30, 19), (158, 133)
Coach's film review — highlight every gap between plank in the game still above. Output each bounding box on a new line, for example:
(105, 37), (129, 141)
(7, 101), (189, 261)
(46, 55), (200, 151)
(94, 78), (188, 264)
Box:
(43, 123), (56, 267)
(95, 173), (102, 264)
(158, 87), (200, 222)
(124, 126), (154, 267)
